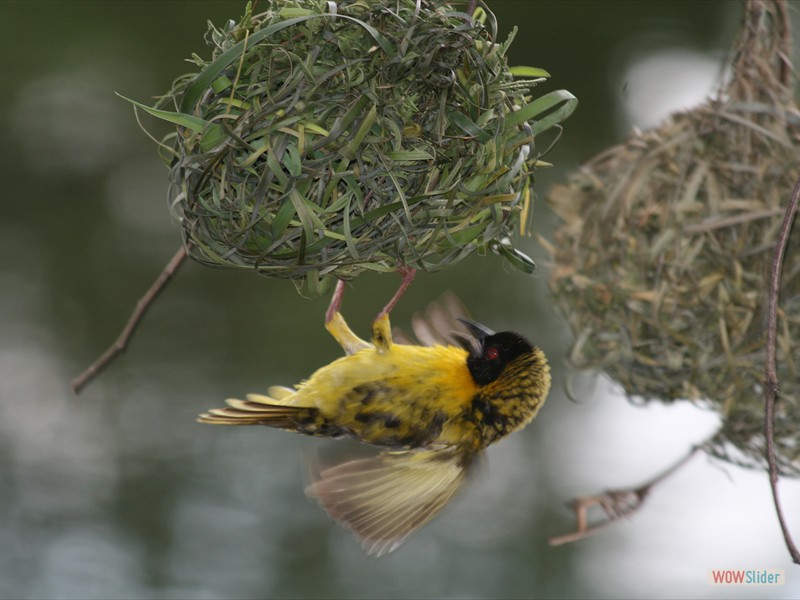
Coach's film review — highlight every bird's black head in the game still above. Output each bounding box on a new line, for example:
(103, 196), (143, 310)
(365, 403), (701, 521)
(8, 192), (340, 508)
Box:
(458, 320), (534, 386)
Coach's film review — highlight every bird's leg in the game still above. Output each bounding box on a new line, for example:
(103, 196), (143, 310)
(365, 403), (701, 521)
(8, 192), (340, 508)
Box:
(371, 313), (394, 354)
(371, 266), (416, 353)
(376, 266), (416, 321)
(325, 278), (347, 325)
(325, 279), (371, 355)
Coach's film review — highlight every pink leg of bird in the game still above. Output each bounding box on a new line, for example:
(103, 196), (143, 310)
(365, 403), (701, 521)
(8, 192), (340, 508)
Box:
(326, 266), (417, 324)
(324, 279), (370, 355)
(325, 278), (347, 324)
(325, 268), (416, 354)
(376, 266), (416, 320)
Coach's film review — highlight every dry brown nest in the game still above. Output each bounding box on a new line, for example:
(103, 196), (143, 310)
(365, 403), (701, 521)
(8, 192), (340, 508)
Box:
(545, 0), (800, 475)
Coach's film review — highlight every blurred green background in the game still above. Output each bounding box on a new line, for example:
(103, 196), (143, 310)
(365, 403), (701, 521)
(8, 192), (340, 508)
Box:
(2, 1), (799, 598)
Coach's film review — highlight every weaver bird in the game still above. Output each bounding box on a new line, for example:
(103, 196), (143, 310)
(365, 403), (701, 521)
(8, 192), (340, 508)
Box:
(199, 281), (551, 556)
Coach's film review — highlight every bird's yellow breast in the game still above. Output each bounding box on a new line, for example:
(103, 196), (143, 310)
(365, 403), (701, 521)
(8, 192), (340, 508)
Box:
(291, 344), (479, 449)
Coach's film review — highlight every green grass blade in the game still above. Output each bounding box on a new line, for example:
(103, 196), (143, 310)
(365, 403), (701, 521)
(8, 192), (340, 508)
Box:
(117, 93), (227, 150)
(505, 89), (578, 132)
(509, 66), (551, 78)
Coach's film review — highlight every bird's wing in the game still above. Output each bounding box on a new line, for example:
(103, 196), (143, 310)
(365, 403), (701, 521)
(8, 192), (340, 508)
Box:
(393, 291), (473, 347)
(306, 448), (471, 556)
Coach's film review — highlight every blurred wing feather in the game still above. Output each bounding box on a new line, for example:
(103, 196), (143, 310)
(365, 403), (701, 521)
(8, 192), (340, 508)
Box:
(306, 449), (469, 556)
(394, 291), (473, 348)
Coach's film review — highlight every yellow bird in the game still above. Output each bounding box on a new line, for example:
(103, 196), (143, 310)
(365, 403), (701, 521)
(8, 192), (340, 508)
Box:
(198, 281), (551, 556)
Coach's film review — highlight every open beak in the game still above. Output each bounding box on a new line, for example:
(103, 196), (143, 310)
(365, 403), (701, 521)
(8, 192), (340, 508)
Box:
(454, 318), (495, 354)
(457, 318), (495, 341)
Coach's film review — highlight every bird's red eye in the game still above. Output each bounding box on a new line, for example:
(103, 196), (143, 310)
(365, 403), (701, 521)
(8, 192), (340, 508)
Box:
(486, 346), (499, 360)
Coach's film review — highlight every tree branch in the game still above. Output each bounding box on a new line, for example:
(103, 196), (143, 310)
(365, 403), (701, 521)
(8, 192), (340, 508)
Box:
(549, 445), (702, 546)
(71, 245), (188, 394)
(764, 173), (800, 564)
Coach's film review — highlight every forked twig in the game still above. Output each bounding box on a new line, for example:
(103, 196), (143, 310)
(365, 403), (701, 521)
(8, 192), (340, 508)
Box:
(70, 245), (188, 394)
(763, 173), (800, 564)
(549, 445), (702, 546)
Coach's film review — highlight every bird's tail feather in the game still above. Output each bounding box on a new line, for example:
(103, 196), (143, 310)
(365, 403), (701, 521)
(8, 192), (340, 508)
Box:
(198, 389), (316, 428)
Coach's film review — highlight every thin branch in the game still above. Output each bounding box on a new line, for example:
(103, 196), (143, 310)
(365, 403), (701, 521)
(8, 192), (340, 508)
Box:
(549, 445), (702, 546)
(763, 173), (800, 564)
(71, 245), (189, 394)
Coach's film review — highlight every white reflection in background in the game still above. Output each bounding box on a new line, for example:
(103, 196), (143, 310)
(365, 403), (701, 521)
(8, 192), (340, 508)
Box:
(614, 44), (725, 132)
(31, 525), (146, 600)
(166, 498), (275, 596)
(549, 376), (800, 598)
(10, 69), (137, 176)
(0, 235), (117, 514)
(0, 230), (127, 597)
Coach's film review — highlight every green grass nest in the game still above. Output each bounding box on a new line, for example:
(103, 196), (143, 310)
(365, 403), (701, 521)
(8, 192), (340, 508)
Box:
(132, 0), (576, 293)
(545, 1), (800, 475)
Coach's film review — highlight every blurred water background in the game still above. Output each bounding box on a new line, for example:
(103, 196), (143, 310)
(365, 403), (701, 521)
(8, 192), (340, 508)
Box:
(2, 1), (799, 598)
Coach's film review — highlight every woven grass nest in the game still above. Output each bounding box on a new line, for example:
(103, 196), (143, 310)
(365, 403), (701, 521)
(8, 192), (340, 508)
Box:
(132, 0), (576, 293)
(545, 0), (800, 475)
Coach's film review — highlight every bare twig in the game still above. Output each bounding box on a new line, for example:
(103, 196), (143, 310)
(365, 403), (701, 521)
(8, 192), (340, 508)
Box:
(71, 245), (189, 394)
(549, 445), (702, 546)
(763, 173), (800, 564)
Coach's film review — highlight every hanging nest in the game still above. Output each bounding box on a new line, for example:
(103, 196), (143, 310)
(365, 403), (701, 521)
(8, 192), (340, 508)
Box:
(131, 0), (576, 293)
(545, 0), (800, 475)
